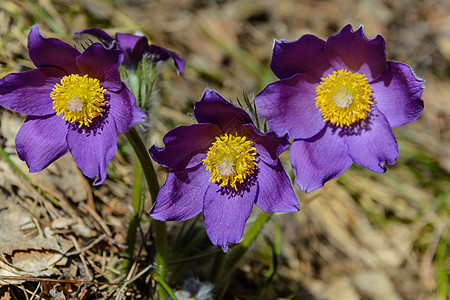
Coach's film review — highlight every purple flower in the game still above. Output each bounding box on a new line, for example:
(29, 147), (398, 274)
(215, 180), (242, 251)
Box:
(0, 25), (145, 185)
(149, 89), (299, 250)
(76, 28), (185, 73)
(255, 25), (424, 193)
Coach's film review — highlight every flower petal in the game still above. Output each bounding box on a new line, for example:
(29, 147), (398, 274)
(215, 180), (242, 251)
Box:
(0, 67), (64, 116)
(67, 114), (118, 185)
(76, 43), (123, 92)
(16, 114), (69, 172)
(194, 89), (253, 131)
(270, 35), (333, 81)
(149, 165), (209, 221)
(255, 73), (325, 139)
(238, 124), (289, 166)
(150, 123), (222, 170)
(148, 44), (185, 74)
(75, 28), (115, 48)
(371, 62), (424, 127)
(116, 33), (148, 66)
(255, 160), (299, 212)
(108, 85), (145, 132)
(324, 25), (387, 81)
(116, 33), (145, 52)
(343, 108), (399, 173)
(203, 179), (258, 251)
(28, 25), (80, 74)
(290, 126), (353, 193)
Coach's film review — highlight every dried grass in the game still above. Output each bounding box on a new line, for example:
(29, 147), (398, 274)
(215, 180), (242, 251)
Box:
(0, 0), (449, 299)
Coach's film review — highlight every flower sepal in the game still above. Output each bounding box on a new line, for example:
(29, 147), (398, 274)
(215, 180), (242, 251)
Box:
(118, 55), (158, 112)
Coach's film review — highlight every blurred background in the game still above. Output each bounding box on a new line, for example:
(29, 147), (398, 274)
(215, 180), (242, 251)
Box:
(0, 0), (449, 299)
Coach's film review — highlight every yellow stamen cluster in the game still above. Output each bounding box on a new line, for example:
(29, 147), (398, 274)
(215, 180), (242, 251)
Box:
(315, 69), (373, 127)
(51, 74), (107, 127)
(203, 133), (257, 190)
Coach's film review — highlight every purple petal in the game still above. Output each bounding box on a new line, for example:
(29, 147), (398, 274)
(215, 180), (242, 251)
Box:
(194, 89), (253, 132)
(371, 62), (424, 127)
(75, 28), (115, 48)
(116, 33), (148, 65)
(0, 67), (65, 116)
(324, 25), (387, 81)
(116, 33), (144, 52)
(271, 35), (333, 81)
(203, 179), (258, 250)
(255, 73), (325, 139)
(149, 123), (222, 170)
(343, 108), (399, 173)
(28, 25), (80, 74)
(290, 126), (353, 193)
(148, 44), (185, 74)
(238, 124), (289, 166)
(67, 114), (118, 185)
(108, 85), (145, 132)
(149, 165), (209, 221)
(255, 160), (299, 212)
(76, 43), (123, 92)
(16, 114), (69, 172)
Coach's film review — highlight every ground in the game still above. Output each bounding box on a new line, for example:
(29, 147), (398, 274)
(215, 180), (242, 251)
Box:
(0, 0), (449, 299)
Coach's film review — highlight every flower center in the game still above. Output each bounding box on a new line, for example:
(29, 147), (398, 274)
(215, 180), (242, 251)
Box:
(315, 69), (373, 127)
(203, 133), (257, 191)
(51, 74), (107, 127)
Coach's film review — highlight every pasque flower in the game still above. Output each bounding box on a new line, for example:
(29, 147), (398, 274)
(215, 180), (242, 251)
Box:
(255, 24), (424, 193)
(76, 28), (185, 73)
(149, 89), (299, 250)
(0, 25), (145, 185)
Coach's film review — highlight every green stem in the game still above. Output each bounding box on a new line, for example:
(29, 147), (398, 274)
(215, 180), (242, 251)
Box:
(223, 211), (272, 274)
(211, 251), (226, 285)
(122, 152), (144, 273)
(124, 127), (167, 300)
(125, 129), (159, 202)
(153, 273), (178, 299)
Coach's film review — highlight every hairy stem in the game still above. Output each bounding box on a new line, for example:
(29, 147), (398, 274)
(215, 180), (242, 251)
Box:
(125, 127), (168, 299)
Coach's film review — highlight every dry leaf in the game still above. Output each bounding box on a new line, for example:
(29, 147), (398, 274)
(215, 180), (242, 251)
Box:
(0, 291), (11, 300)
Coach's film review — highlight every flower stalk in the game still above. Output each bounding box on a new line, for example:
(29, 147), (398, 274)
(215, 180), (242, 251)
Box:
(122, 152), (144, 273)
(125, 127), (167, 299)
(213, 211), (273, 290)
(224, 211), (273, 273)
